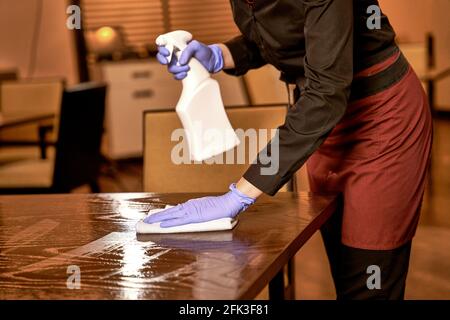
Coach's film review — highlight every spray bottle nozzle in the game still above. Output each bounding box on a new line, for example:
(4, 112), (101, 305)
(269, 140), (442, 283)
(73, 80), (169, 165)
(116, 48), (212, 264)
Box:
(156, 31), (192, 64)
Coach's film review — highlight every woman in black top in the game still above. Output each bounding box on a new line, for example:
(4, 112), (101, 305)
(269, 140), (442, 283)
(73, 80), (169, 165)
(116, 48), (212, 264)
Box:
(150, 0), (432, 299)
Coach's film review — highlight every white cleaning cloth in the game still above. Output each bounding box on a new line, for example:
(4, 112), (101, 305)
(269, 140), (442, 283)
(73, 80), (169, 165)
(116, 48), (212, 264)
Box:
(135, 205), (238, 234)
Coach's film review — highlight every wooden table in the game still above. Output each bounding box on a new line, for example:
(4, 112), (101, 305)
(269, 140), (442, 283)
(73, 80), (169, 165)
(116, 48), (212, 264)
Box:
(0, 113), (54, 130)
(0, 192), (337, 300)
(0, 113), (55, 159)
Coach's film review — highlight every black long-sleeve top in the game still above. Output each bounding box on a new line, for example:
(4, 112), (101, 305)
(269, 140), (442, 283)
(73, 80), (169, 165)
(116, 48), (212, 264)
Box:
(223, 0), (397, 195)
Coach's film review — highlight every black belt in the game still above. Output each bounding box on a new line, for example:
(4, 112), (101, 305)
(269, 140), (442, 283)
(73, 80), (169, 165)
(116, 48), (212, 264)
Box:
(350, 47), (410, 101)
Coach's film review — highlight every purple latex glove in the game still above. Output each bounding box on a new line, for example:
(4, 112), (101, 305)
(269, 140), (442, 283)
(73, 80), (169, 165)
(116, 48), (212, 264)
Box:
(156, 40), (224, 80)
(143, 183), (255, 227)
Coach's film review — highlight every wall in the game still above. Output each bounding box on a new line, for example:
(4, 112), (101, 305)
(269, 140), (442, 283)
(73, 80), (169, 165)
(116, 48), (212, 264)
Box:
(380, 0), (450, 109)
(0, 0), (78, 84)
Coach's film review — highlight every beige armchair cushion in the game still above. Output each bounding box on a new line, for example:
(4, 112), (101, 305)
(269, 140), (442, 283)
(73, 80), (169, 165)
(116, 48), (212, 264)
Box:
(0, 158), (53, 188)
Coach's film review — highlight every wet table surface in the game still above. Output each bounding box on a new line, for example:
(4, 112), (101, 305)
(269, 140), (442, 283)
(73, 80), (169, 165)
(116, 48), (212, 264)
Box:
(0, 192), (337, 299)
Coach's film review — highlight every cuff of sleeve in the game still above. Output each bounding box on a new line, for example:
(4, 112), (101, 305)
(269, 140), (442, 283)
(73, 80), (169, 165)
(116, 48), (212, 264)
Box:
(223, 38), (251, 76)
(208, 44), (224, 73)
(242, 164), (289, 196)
(229, 183), (255, 211)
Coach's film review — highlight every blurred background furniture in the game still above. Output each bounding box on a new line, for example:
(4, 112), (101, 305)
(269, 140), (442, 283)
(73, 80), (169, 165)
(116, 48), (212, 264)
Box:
(399, 34), (450, 115)
(0, 79), (63, 119)
(0, 69), (18, 104)
(244, 65), (293, 105)
(0, 78), (63, 164)
(0, 82), (106, 194)
(0, 69), (17, 82)
(98, 59), (178, 159)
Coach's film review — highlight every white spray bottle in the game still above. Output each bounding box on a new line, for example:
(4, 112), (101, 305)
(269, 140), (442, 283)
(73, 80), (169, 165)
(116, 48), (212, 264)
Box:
(156, 30), (240, 162)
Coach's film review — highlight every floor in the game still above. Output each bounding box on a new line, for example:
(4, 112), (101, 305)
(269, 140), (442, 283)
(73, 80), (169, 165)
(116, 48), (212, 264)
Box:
(94, 118), (450, 300)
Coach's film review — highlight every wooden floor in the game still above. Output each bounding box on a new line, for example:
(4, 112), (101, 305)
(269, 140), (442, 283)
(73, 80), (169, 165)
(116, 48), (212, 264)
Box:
(93, 119), (450, 300)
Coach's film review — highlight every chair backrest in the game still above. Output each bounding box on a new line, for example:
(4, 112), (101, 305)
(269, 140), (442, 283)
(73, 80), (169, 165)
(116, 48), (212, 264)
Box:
(211, 72), (249, 106)
(0, 69), (17, 109)
(0, 69), (17, 82)
(0, 79), (64, 142)
(52, 82), (106, 192)
(244, 65), (291, 105)
(0, 79), (63, 118)
(143, 105), (287, 193)
(399, 43), (428, 79)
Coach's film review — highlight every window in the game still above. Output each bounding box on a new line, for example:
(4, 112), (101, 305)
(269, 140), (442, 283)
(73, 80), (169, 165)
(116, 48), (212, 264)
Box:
(81, 0), (239, 52)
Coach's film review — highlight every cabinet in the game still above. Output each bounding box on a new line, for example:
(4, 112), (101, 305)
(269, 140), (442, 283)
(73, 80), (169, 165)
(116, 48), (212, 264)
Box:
(100, 60), (180, 159)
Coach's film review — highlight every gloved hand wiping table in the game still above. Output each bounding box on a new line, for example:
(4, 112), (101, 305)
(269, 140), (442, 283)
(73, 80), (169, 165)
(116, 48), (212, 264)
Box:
(136, 184), (255, 234)
(138, 32), (261, 234)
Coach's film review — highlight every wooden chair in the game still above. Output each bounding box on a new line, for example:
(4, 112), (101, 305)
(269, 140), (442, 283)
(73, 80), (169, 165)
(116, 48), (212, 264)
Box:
(0, 69), (17, 105)
(0, 79), (64, 164)
(0, 78), (63, 120)
(0, 82), (106, 194)
(143, 105), (288, 193)
(399, 42), (429, 86)
(0, 69), (17, 82)
(398, 35), (435, 101)
(211, 72), (250, 106)
(244, 65), (291, 105)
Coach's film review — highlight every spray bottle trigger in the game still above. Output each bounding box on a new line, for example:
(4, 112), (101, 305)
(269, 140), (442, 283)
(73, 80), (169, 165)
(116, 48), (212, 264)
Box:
(172, 46), (182, 65)
(164, 43), (174, 64)
(163, 44), (182, 65)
